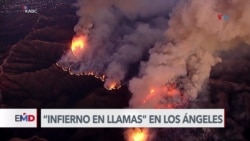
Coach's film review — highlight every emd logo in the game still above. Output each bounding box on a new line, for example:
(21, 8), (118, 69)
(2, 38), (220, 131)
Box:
(15, 113), (36, 122)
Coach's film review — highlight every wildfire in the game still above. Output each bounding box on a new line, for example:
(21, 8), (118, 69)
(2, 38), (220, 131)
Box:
(58, 35), (124, 91)
(108, 82), (117, 90)
(126, 128), (149, 141)
(143, 88), (156, 104)
(81, 71), (106, 81)
(164, 83), (179, 96)
(71, 35), (87, 57)
(143, 83), (187, 108)
(104, 79), (121, 90)
(132, 131), (146, 141)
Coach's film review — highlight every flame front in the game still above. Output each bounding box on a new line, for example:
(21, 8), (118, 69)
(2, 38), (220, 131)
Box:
(126, 128), (149, 141)
(142, 83), (189, 108)
(63, 35), (123, 91)
(107, 82), (117, 90)
(104, 79), (121, 90)
(71, 35), (87, 57)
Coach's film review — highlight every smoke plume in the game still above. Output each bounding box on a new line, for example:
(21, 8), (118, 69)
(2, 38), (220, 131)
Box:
(57, 0), (177, 89)
(129, 0), (250, 108)
(56, 0), (250, 140)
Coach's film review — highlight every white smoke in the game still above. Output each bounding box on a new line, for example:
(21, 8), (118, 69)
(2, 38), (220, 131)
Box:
(129, 0), (250, 108)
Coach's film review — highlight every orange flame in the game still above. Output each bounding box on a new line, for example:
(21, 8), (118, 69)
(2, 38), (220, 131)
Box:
(143, 83), (185, 108)
(143, 88), (156, 104)
(108, 82), (117, 90)
(132, 131), (146, 141)
(126, 128), (149, 141)
(71, 35), (87, 57)
(104, 79), (121, 90)
(84, 71), (106, 82)
(163, 83), (179, 96)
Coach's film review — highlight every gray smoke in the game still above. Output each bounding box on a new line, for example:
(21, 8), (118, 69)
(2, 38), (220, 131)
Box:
(57, 0), (250, 141)
(57, 0), (178, 88)
(57, 0), (250, 119)
(129, 0), (250, 108)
